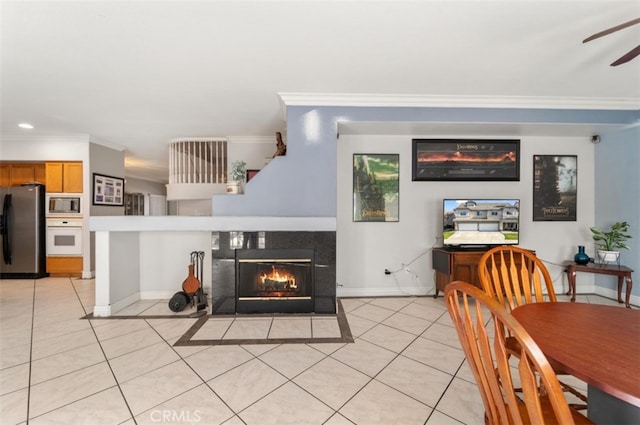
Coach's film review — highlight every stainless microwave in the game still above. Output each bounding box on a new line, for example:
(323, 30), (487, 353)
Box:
(46, 194), (82, 216)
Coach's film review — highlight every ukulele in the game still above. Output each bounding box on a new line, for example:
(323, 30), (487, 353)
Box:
(182, 263), (200, 295)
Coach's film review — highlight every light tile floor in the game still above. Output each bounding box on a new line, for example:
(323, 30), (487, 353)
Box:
(0, 276), (628, 424)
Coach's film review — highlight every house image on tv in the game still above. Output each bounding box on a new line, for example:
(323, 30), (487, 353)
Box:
(451, 200), (519, 232)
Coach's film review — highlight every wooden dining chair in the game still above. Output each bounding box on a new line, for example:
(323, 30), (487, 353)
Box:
(477, 245), (588, 408)
(478, 245), (556, 311)
(444, 281), (594, 425)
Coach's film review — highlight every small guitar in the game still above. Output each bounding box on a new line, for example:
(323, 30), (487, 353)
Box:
(182, 263), (200, 295)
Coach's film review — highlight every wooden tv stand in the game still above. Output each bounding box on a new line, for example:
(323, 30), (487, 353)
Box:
(432, 247), (488, 298)
(432, 247), (536, 298)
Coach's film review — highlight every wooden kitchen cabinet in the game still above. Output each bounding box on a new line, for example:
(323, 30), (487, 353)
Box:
(46, 256), (83, 277)
(45, 162), (83, 193)
(0, 162), (46, 186)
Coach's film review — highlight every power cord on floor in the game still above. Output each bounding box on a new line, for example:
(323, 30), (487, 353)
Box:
(385, 239), (440, 296)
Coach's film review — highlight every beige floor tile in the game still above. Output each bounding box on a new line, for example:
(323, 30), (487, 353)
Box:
(100, 327), (164, 359)
(28, 362), (116, 418)
(109, 341), (181, 383)
(382, 311), (431, 335)
(29, 386), (132, 425)
(31, 327), (98, 361)
(183, 345), (253, 381)
(311, 317), (342, 338)
(294, 357), (370, 410)
(138, 301), (194, 316)
(119, 360), (202, 415)
(0, 343), (31, 369)
(135, 384), (234, 425)
(0, 387), (28, 424)
(369, 296), (416, 311)
(113, 300), (158, 316)
(222, 416), (247, 425)
(331, 339), (396, 377)
(435, 377), (485, 425)
(377, 355), (453, 407)
(426, 410), (466, 424)
(191, 318), (234, 340)
(339, 298), (367, 312)
(344, 314), (377, 338)
(268, 317), (311, 339)
(359, 323), (416, 353)
(30, 342), (105, 385)
(402, 336), (465, 375)
(306, 342), (345, 356)
(240, 343), (279, 356)
(91, 319), (151, 341)
(421, 322), (464, 349)
(208, 358), (288, 412)
(239, 381), (334, 425)
(223, 318), (272, 340)
(146, 317), (199, 340)
(259, 343), (326, 378)
(348, 303), (396, 323)
(31, 317), (92, 342)
(400, 302), (449, 322)
(0, 362), (30, 395)
(323, 412), (355, 425)
(339, 379), (432, 425)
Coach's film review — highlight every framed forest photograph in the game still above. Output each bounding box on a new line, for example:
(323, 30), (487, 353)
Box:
(533, 155), (577, 221)
(353, 154), (399, 222)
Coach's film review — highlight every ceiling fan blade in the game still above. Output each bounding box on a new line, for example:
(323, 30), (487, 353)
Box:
(611, 44), (640, 66)
(583, 17), (640, 43)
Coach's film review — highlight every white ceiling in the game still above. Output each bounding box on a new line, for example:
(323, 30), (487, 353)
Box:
(2, 1), (639, 183)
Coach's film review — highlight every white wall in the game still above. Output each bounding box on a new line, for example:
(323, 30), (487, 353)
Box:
(125, 177), (166, 195)
(336, 134), (596, 297)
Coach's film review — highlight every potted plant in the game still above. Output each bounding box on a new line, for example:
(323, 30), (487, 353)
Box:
(590, 221), (632, 264)
(227, 160), (247, 194)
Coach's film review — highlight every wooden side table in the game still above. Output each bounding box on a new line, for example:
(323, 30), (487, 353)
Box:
(563, 261), (634, 308)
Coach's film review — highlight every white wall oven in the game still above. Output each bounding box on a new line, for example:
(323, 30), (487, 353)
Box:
(46, 219), (82, 256)
(46, 194), (82, 216)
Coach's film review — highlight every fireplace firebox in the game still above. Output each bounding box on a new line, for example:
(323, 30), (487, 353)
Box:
(235, 248), (314, 314)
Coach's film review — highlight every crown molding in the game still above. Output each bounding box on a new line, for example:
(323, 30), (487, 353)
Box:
(278, 92), (640, 110)
(0, 133), (91, 143)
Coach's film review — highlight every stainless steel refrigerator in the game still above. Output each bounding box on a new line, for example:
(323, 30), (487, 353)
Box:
(0, 184), (48, 278)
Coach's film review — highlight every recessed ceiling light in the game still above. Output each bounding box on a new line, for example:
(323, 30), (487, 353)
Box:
(18, 122), (34, 129)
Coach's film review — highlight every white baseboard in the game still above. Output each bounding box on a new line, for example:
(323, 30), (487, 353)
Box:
(93, 305), (111, 317)
(594, 286), (638, 307)
(82, 270), (95, 279)
(337, 285), (435, 298)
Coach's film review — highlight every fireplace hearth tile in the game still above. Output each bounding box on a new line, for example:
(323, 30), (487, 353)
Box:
(268, 317), (311, 339)
(223, 318), (272, 340)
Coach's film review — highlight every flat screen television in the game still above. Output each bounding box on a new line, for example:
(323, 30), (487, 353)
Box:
(443, 199), (520, 247)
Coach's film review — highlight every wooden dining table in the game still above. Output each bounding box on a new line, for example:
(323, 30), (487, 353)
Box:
(512, 302), (640, 424)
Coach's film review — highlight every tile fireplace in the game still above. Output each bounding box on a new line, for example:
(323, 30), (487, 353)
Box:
(235, 248), (314, 314)
(211, 231), (336, 315)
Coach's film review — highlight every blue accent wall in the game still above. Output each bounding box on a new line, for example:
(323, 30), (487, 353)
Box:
(594, 125), (640, 297)
(213, 105), (638, 218)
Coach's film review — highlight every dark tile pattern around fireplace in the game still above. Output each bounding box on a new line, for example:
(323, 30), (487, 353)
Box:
(210, 231), (336, 315)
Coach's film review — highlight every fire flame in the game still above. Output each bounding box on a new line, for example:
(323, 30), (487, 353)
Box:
(259, 266), (297, 289)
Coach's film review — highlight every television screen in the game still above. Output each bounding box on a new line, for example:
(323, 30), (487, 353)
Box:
(443, 199), (520, 247)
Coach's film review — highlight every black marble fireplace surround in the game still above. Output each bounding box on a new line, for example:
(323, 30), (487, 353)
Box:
(211, 231), (336, 315)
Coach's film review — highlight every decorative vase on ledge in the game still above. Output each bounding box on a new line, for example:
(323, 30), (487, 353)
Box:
(574, 245), (590, 265)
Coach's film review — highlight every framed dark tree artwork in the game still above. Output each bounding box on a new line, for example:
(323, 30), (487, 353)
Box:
(353, 154), (399, 222)
(533, 155), (577, 221)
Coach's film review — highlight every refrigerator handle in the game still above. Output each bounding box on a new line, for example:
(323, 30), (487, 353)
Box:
(1, 194), (12, 264)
